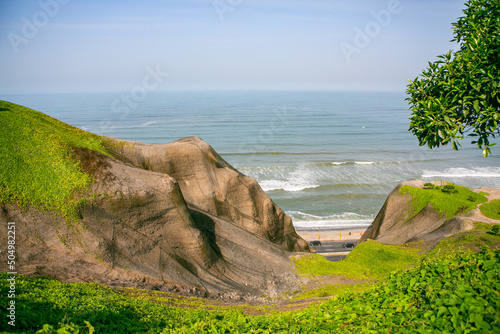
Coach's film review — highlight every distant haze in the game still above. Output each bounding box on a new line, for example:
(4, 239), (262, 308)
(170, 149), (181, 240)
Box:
(0, 0), (465, 94)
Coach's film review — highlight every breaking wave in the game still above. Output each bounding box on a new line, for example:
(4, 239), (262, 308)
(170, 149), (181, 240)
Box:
(288, 211), (373, 230)
(422, 167), (500, 178)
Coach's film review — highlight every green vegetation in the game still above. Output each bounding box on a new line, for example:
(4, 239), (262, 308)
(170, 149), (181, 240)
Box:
(399, 183), (488, 220)
(480, 199), (500, 220)
(494, 225), (500, 236)
(0, 227), (498, 333)
(291, 283), (371, 300)
(0, 101), (111, 219)
(292, 240), (422, 282)
(428, 225), (500, 258)
(291, 240), (422, 300)
(1, 245), (498, 333)
(407, 0), (500, 157)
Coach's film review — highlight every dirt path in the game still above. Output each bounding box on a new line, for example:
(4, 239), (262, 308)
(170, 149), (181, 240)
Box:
(115, 273), (367, 316)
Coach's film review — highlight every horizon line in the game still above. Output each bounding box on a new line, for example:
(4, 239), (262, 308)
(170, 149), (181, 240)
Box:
(0, 87), (407, 96)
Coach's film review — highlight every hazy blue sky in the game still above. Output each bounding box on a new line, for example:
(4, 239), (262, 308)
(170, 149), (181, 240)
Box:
(1, 0), (465, 93)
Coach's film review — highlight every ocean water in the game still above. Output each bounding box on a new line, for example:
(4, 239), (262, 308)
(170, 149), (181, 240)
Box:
(3, 91), (500, 230)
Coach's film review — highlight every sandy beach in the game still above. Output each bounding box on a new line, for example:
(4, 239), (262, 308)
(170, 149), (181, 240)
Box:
(297, 227), (367, 242)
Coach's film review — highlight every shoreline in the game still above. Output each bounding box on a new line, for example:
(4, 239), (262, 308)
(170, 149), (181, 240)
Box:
(297, 227), (367, 242)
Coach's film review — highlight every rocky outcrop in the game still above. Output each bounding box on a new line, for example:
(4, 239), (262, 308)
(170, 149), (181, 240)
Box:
(360, 180), (500, 248)
(0, 137), (308, 297)
(105, 136), (308, 252)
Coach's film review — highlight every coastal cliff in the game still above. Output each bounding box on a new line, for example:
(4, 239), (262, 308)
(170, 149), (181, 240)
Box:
(360, 180), (500, 247)
(104, 136), (307, 252)
(0, 101), (308, 297)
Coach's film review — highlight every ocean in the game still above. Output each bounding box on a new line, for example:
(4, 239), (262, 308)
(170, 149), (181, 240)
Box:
(3, 91), (500, 231)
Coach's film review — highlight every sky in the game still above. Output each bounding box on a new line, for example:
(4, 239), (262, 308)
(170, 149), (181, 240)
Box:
(0, 0), (466, 94)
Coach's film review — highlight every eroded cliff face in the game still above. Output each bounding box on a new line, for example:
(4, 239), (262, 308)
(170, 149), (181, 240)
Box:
(360, 180), (500, 248)
(106, 136), (308, 252)
(0, 137), (308, 297)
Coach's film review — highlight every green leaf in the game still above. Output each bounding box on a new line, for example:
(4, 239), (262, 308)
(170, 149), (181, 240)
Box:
(438, 130), (445, 139)
(84, 321), (95, 334)
(473, 100), (480, 112)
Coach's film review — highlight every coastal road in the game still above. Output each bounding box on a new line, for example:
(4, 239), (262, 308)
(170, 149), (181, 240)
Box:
(309, 241), (357, 261)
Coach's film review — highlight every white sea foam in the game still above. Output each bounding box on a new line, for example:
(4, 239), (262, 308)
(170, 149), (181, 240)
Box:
(250, 165), (323, 192)
(248, 161), (409, 193)
(139, 121), (158, 127)
(288, 210), (373, 230)
(422, 167), (500, 178)
(259, 169), (321, 192)
(259, 179), (320, 192)
(331, 161), (376, 165)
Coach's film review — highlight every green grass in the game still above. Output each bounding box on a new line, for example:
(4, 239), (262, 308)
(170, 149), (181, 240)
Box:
(0, 101), (111, 219)
(291, 224), (499, 301)
(399, 182), (488, 220)
(2, 246), (498, 333)
(480, 199), (500, 220)
(292, 239), (423, 282)
(291, 283), (371, 300)
(427, 223), (500, 259)
(290, 240), (422, 300)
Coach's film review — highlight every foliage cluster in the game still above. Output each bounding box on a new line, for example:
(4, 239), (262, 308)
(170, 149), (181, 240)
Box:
(0, 246), (498, 333)
(407, 0), (500, 157)
(0, 101), (110, 219)
(399, 183), (488, 220)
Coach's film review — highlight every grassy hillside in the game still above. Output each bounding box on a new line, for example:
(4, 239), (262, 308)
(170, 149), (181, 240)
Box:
(0, 101), (110, 219)
(292, 240), (423, 282)
(481, 200), (500, 220)
(1, 229), (498, 333)
(399, 182), (488, 220)
(290, 240), (423, 300)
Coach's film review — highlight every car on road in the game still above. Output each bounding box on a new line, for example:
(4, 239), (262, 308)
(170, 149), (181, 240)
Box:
(342, 242), (355, 248)
(309, 240), (322, 246)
